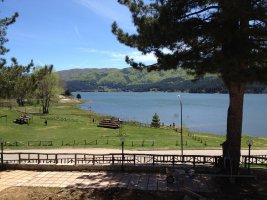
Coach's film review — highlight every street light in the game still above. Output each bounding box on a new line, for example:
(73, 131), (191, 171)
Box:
(120, 136), (125, 171)
(246, 139), (253, 173)
(177, 95), (184, 157)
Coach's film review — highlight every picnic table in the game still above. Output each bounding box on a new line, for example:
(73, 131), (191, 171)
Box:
(13, 115), (31, 125)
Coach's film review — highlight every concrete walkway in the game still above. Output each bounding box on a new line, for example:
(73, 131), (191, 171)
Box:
(0, 170), (217, 193)
(4, 148), (267, 155)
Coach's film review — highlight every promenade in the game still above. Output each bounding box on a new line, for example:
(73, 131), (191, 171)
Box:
(0, 170), (217, 193)
(4, 148), (267, 155)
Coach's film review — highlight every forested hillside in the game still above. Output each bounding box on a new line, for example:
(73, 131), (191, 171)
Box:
(58, 68), (267, 93)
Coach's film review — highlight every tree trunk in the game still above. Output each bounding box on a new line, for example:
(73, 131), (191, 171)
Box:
(223, 83), (245, 175)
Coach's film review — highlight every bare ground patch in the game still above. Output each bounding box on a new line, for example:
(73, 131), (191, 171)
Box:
(0, 187), (185, 200)
(36, 126), (63, 131)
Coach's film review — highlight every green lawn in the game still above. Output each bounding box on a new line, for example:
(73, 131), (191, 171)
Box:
(0, 102), (266, 150)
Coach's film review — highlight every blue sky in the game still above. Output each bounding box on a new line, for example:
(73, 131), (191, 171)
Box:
(1, 0), (156, 71)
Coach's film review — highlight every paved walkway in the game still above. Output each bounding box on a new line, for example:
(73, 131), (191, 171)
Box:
(5, 148), (267, 155)
(0, 170), (217, 193)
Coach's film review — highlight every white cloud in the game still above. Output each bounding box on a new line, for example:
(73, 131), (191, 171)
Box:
(74, 26), (82, 40)
(78, 48), (157, 64)
(129, 51), (157, 63)
(78, 48), (125, 58)
(74, 0), (133, 30)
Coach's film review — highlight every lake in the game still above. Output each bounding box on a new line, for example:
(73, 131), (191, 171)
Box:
(76, 92), (267, 137)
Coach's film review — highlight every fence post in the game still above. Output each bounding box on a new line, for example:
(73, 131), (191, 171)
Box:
(93, 155), (95, 165)
(1, 141), (3, 170)
(153, 155), (155, 166)
(193, 156), (196, 168)
(112, 154), (114, 165)
(19, 153), (21, 164)
(37, 153), (40, 164)
(55, 154), (58, 164)
(134, 154), (136, 165)
(172, 155), (175, 167)
(74, 154), (77, 165)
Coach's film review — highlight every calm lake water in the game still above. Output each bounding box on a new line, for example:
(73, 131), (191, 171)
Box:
(76, 92), (267, 137)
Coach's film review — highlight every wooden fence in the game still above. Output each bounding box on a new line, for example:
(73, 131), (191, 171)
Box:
(2, 153), (221, 168)
(1, 153), (266, 169)
(242, 155), (267, 168)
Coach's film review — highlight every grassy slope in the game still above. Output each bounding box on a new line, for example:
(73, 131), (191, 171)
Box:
(0, 103), (266, 150)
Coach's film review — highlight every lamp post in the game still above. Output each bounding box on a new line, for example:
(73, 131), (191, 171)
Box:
(120, 136), (125, 171)
(246, 139), (253, 173)
(177, 95), (183, 157)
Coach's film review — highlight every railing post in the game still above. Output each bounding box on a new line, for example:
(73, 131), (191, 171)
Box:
(1, 141), (3, 169)
(193, 156), (196, 168)
(153, 155), (155, 166)
(112, 154), (114, 165)
(134, 154), (136, 165)
(55, 154), (58, 164)
(172, 155), (175, 167)
(19, 153), (21, 164)
(93, 155), (95, 165)
(37, 153), (40, 164)
(74, 154), (77, 165)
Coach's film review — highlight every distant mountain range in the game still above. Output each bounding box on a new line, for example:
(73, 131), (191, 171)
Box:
(58, 68), (267, 93)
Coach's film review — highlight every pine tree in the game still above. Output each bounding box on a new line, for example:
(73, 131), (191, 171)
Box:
(112, 0), (267, 174)
(0, 1), (18, 66)
(76, 93), (81, 100)
(151, 113), (160, 128)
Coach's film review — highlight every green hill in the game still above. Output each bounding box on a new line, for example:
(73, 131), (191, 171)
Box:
(58, 68), (267, 93)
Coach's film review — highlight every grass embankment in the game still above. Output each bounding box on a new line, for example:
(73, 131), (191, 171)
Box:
(0, 102), (266, 150)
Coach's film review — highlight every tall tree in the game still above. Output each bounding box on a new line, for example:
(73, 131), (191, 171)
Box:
(0, 0), (18, 66)
(112, 0), (267, 174)
(0, 58), (33, 102)
(0, 0), (34, 103)
(34, 65), (62, 114)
